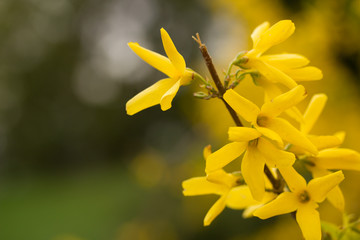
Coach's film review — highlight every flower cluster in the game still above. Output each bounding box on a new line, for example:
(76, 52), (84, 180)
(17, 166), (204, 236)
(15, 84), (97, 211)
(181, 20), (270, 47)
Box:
(126, 20), (360, 240)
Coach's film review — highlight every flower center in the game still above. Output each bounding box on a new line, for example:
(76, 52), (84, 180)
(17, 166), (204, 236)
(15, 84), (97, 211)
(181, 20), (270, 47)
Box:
(248, 138), (259, 147)
(256, 115), (268, 127)
(298, 190), (311, 203)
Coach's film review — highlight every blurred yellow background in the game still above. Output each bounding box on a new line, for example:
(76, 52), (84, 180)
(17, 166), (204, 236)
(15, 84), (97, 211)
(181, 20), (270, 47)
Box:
(0, 0), (359, 239)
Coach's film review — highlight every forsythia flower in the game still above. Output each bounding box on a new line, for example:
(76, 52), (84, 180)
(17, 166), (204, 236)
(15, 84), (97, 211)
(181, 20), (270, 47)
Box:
(237, 20), (322, 89)
(254, 167), (344, 240)
(223, 85), (318, 154)
(182, 146), (275, 225)
(206, 127), (294, 201)
(126, 28), (194, 115)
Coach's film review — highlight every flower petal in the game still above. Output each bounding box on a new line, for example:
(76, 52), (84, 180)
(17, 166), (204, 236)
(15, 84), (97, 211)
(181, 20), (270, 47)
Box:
(314, 148), (360, 171)
(307, 135), (342, 150)
(206, 142), (247, 173)
(204, 195), (227, 226)
(126, 78), (177, 115)
(241, 147), (266, 201)
(253, 192), (299, 219)
(226, 186), (260, 209)
(301, 94), (327, 134)
(248, 59), (298, 89)
(128, 42), (177, 78)
(160, 80), (181, 111)
(257, 138), (295, 168)
(207, 169), (237, 188)
(278, 166), (307, 192)
(296, 204), (321, 240)
(203, 145), (212, 160)
(251, 21), (270, 48)
(255, 126), (284, 148)
(223, 89), (260, 123)
(253, 20), (295, 55)
(160, 28), (186, 75)
(260, 85), (307, 118)
(228, 127), (261, 142)
(307, 171), (344, 203)
(285, 67), (323, 81)
(266, 118), (318, 155)
(182, 177), (226, 196)
(260, 53), (310, 69)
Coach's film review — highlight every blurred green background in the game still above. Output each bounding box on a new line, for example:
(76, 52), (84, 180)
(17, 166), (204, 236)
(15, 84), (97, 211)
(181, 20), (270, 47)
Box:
(0, 0), (360, 239)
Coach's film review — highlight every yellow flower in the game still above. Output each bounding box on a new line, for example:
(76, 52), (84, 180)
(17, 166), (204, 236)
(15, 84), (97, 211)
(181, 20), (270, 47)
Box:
(182, 145), (275, 225)
(254, 167), (344, 240)
(223, 85), (318, 155)
(238, 20), (322, 88)
(126, 28), (194, 115)
(206, 127), (295, 201)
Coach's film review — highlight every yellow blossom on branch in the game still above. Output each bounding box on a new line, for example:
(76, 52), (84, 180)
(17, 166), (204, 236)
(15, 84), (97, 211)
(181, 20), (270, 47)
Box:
(254, 167), (344, 240)
(126, 28), (194, 115)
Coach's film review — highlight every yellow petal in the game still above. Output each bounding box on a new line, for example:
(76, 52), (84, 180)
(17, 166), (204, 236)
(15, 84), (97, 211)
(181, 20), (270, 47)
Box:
(203, 145), (212, 160)
(278, 166), (307, 192)
(128, 42), (177, 78)
(204, 195), (227, 226)
(257, 138), (295, 168)
(285, 107), (305, 123)
(160, 80), (181, 111)
(241, 147), (266, 201)
(301, 93), (327, 134)
(253, 192), (299, 219)
(285, 67), (323, 81)
(334, 131), (346, 144)
(126, 78), (177, 115)
(311, 167), (344, 211)
(228, 127), (261, 142)
(260, 53), (310, 69)
(160, 28), (186, 75)
(308, 135), (342, 150)
(253, 20), (295, 55)
(314, 148), (360, 171)
(296, 204), (321, 240)
(248, 59), (298, 88)
(307, 171), (344, 203)
(255, 126), (284, 148)
(266, 118), (318, 155)
(182, 177), (226, 196)
(223, 89), (260, 123)
(226, 186), (260, 209)
(206, 142), (247, 173)
(207, 169), (237, 188)
(260, 85), (307, 118)
(251, 21), (270, 48)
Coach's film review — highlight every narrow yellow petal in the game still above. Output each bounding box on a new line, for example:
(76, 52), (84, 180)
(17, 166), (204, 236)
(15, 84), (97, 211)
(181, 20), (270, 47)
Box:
(260, 85), (307, 118)
(203, 145), (212, 160)
(206, 142), (247, 173)
(266, 118), (318, 155)
(126, 78), (177, 115)
(253, 20), (295, 55)
(285, 67), (323, 81)
(128, 42), (177, 78)
(311, 168), (344, 211)
(226, 186), (260, 209)
(253, 192), (299, 219)
(248, 59), (298, 88)
(223, 89), (260, 123)
(228, 127), (261, 142)
(334, 131), (346, 144)
(314, 148), (360, 171)
(285, 107), (305, 123)
(160, 28), (186, 74)
(257, 138), (295, 168)
(278, 166), (307, 192)
(307, 171), (344, 203)
(241, 147), (266, 201)
(182, 177), (226, 196)
(301, 94), (327, 134)
(160, 80), (181, 111)
(206, 169), (237, 188)
(255, 126), (284, 148)
(251, 21), (270, 48)
(260, 53), (310, 69)
(204, 195), (227, 226)
(307, 135), (342, 150)
(296, 204), (321, 240)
